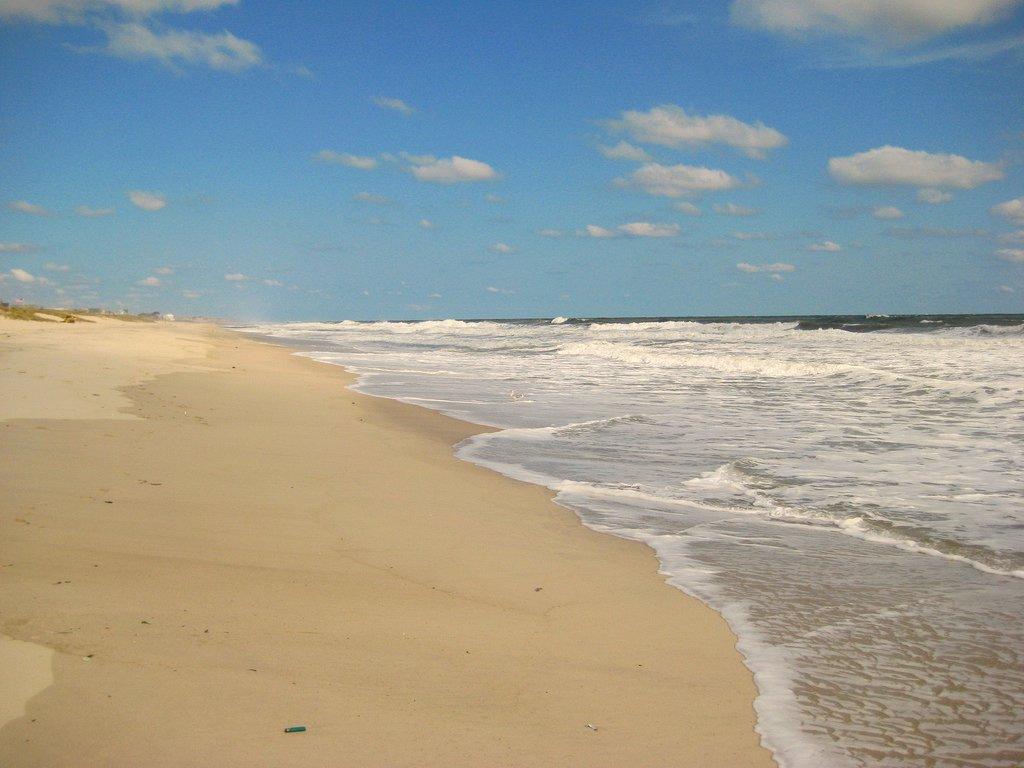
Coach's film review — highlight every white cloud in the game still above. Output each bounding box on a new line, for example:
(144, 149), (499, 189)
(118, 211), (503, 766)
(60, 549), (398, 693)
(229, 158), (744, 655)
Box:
(598, 141), (653, 162)
(0, 242), (38, 253)
(102, 22), (262, 72)
(8, 200), (51, 216)
(998, 285), (1015, 293)
(0, 1), (240, 23)
(314, 150), (377, 170)
(262, 278), (282, 286)
(873, 205), (905, 220)
(604, 104), (787, 159)
(999, 230), (1024, 243)
(490, 242), (516, 254)
(737, 261), (796, 273)
(128, 190), (166, 211)
(582, 224), (618, 238)
(372, 96), (414, 115)
(917, 187), (953, 204)
(137, 276), (161, 286)
(808, 240), (843, 252)
(418, 218), (436, 229)
(182, 289), (201, 299)
(486, 286), (512, 294)
(155, 266), (174, 274)
(729, 0), (1018, 44)
(580, 222), (681, 238)
(75, 204), (116, 217)
(10, 267), (36, 283)
(352, 191), (391, 205)
(407, 155), (499, 184)
(828, 146), (1003, 189)
(537, 228), (565, 237)
(224, 272), (248, 281)
(615, 162), (742, 198)
(869, 33), (1024, 68)
(44, 262), (71, 271)
(996, 248), (1024, 263)
(485, 193), (505, 203)
(673, 201), (702, 216)
(991, 197), (1024, 224)
(618, 221), (681, 238)
(715, 202), (760, 216)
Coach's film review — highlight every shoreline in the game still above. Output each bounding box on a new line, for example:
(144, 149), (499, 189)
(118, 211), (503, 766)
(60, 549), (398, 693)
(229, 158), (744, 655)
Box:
(1, 318), (774, 767)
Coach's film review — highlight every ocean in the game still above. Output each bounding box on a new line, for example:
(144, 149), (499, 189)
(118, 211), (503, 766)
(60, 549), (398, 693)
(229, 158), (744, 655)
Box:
(240, 314), (1024, 768)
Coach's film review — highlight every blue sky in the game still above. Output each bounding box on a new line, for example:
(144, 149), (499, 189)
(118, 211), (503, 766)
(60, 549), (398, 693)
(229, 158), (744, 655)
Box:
(1, 0), (1023, 320)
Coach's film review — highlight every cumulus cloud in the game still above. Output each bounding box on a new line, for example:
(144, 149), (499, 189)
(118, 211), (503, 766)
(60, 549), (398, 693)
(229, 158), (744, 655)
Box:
(128, 190), (166, 211)
(991, 197), (1024, 224)
(44, 262), (71, 271)
(615, 162), (741, 198)
(262, 278), (282, 286)
(102, 22), (262, 72)
(582, 225), (618, 238)
(0, 242), (38, 253)
(996, 248), (1024, 263)
(224, 272), (248, 281)
(598, 141), (653, 162)
(581, 222), (681, 238)
(182, 289), (201, 299)
(155, 266), (174, 274)
(8, 200), (51, 216)
(617, 221), (681, 238)
(485, 285), (512, 294)
(418, 218), (436, 229)
(314, 150), (378, 170)
(729, 0), (1018, 45)
(75, 204), (116, 217)
(604, 105), (787, 159)
(917, 187), (953, 204)
(407, 155), (499, 184)
(828, 146), (1003, 189)
(873, 205), (905, 220)
(137, 276), (161, 286)
(673, 201), (702, 216)
(808, 240), (842, 252)
(737, 261), (796, 273)
(999, 230), (1024, 243)
(997, 285), (1015, 293)
(10, 267), (37, 283)
(352, 191), (391, 205)
(490, 242), (516, 254)
(372, 96), (414, 115)
(715, 202), (760, 216)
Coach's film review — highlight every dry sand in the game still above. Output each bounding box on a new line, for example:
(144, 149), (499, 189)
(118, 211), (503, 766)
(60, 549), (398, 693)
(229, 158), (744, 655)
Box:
(0, 317), (774, 767)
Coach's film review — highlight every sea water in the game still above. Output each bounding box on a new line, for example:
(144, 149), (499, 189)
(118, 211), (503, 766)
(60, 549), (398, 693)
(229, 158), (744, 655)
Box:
(240, 315), (1024, 768)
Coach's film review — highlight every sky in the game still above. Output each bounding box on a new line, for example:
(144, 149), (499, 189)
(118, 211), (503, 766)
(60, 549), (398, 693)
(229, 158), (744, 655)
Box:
(1, 0), (1023, 321)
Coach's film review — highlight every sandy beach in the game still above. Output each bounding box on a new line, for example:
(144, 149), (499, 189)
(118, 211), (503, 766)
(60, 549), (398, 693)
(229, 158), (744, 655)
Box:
(0, 317), (772, 767)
